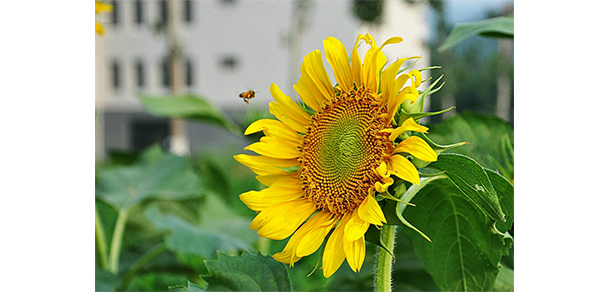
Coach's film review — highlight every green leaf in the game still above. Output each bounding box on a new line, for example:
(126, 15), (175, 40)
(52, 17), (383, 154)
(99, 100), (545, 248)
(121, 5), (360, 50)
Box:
(485, 169), (514, 233)
(439, 16), (514, 52)
(139, 94), (240, 135)
(169, 281), (205, 291)
(96, 145), (205, 214)
(145, 207), (252, 259)
(427, 112), (514, 180)
(493, 265), (514, 292)
(403, 178), (511, 291)
(96, 268), (120, 292)
(202, 252), (292, 291)
(428, 153), (506, 222)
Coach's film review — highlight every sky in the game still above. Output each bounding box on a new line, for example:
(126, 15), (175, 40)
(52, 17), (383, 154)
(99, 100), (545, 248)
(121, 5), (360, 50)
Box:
(444, 0), (513, 24)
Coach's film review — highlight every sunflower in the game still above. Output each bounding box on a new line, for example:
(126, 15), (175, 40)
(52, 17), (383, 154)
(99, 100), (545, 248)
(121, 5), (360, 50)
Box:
(95, 0), (113, 35)
(235, 34), (437, 278)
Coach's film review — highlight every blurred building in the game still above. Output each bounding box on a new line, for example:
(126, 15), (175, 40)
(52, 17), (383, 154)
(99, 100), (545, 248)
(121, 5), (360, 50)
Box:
(95, 0), (430, 160)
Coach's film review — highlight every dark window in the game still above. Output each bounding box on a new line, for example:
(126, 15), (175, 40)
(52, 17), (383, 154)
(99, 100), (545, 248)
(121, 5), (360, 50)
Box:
(184, 0), (193, 23)
(162, 57), (170, 88)
(131, 120), (169, 151)
(111, 0), (120, 25)
(112, 60), (121, 89)
(220, 0), (236, 4)
(136, 60), (145, 88)
(185, 58), (193, 86)
(159, 0), (168, 25)
(220, 55), (238, 69)
(134, 0), (144, 24)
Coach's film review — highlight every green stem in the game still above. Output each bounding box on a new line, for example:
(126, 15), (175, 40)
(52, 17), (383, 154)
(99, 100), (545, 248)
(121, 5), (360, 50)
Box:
(108, 209), (129, 274)
(95, 206), (108, 270)
(120, 242), (167, 289)
(374, 224), (397, 292)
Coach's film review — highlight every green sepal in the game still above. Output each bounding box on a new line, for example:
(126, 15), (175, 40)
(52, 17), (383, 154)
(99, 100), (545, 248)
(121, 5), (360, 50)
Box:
(382, 180), (433, 242)
(377, 191), (415, 206)
(400, 74), (445, 115)
(274, 165), (299, 173)
(410, 133), (470, 169)
(396, 106), (455, 126)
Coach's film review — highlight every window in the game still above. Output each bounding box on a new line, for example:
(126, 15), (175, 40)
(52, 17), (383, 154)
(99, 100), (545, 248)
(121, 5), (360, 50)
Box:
(136, 60), (145, 88)
(185, 58), (193, 86)
(220, 55), (238, 70)
(134, 0), (144, 24)
(131, 120), (169, 151)
(159, 0), (168, 25)
(111, 0), (120, 25)
(161, 57), (170, 88)
(112, 60), (121, 89)
(184, 0), (193, 23)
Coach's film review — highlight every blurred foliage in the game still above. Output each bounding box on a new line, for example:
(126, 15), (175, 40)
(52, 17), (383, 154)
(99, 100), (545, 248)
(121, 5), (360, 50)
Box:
(428, 1), (514, 124)
(439, 16), (514, 52)
(352, 0), (384, 24)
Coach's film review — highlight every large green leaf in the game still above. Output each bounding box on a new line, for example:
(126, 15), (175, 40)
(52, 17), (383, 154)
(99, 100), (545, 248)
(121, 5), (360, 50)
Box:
(428, 111), (514, 180)
(439, 16), (514, 52)
(145, 207), (252, 259)
(403, 178), (512, 291)
(139, 94), (240, 135)
(428, 153), (506, 223)
(202, 252), (292, 291)
(96, 145), (205, 214)
(485, 169), (514, 233)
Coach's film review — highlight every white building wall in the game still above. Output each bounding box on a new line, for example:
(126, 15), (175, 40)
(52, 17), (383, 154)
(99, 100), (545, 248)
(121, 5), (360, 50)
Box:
(95, 0), (430, 158)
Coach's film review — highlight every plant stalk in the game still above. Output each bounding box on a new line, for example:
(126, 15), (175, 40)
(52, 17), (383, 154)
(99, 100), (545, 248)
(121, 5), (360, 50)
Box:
(120, 242), (167, 289)
(95, 206), (108, 270)
(374, 224), (397, 292)
(108, 209), (129, 274)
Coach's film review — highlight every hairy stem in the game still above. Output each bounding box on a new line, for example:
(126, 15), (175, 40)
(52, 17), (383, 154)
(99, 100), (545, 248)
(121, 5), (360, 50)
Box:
(108, 209), (129, 274)
(374, 224), (397, 292)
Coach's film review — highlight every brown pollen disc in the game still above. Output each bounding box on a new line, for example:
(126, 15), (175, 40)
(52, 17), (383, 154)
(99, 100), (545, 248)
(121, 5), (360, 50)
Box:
(298, 88), (393, 215)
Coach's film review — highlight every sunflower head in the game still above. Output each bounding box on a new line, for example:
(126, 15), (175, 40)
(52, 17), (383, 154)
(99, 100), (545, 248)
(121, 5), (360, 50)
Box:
(235, 34), (438, 278)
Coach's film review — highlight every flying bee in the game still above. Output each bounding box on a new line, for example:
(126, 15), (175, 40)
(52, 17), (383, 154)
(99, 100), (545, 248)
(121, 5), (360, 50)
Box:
(239, 90), (256, 104)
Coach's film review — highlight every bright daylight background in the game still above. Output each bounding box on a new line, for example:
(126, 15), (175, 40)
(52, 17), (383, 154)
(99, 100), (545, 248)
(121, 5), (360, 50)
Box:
(93, 0), (514, 291)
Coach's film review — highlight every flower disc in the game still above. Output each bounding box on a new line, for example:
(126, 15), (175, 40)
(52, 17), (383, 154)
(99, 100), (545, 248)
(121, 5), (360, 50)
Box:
(298, 88), (392, 215)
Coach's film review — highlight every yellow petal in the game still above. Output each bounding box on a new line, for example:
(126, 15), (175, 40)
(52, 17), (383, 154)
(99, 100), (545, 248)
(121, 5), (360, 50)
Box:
(295, 212), (338, 257)
(250, 198), (317, 240)
(95, 22), (104, 35)
(302, 50), (335, 101)
(244, 119), (302, 144)
(409, 69), (423, 87)
(358, 194), (387, 225)
(269, 83), (309, 133)
(350, 34), (365, 88)
(343, 234), (366, 273)
(269, 102), (307, 134)
(244, 136), (301, 159)
(389, 117), (429, 141)
(393, 136), (438, 162)
(272, 211), (333, 266)
(389, 155), (421, 186)
(255, 173), (299, 187)
(388, 85), (419, 121)
(294, 75), (321, 111)
(239, 184), (304, 211)
(344, 211), (370, 242)
(380, 36), (403, 49)
(95, 1), (114, 13)
(323, 37), (353, 92)
(322, 214), (348, 278)
(380, 58), (408, 104)
(234, 154), (297, 176)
